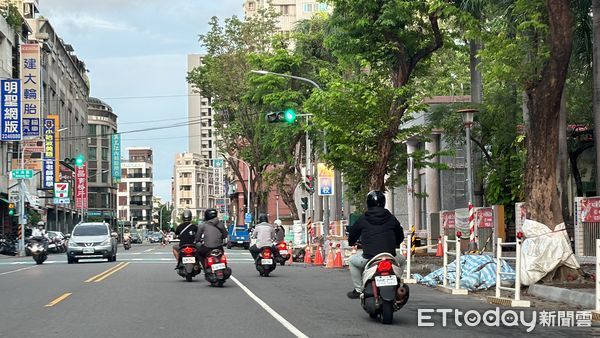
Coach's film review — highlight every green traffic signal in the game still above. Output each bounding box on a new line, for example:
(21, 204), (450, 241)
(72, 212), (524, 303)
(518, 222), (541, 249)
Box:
(8, 203), (14, 216)
(75, 154), (86, 167)
(283, 108), (296, 123)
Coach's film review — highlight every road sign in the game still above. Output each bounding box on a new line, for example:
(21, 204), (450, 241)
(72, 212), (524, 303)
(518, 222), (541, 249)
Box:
(214, 159), (224, 168)
(223, 215), (229, 221)
(244, 212), (252, 224)
(11, 169), (33, 179)
(53, 198), (70, 205)
(317, 163), (335, 196)
(54, 182), (69, 198)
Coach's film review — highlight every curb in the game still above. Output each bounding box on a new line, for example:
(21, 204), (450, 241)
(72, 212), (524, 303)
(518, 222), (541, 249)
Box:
(527, 284), (594, 309)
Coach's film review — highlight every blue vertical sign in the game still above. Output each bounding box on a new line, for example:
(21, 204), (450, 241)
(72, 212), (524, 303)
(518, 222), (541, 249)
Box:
(111, 133), (121, 182)
(0, 79), (22, 141)
(42, 118), (56, 189)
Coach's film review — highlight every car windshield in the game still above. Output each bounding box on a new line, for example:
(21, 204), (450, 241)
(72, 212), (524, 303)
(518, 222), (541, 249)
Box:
(73, 225), (108, 237)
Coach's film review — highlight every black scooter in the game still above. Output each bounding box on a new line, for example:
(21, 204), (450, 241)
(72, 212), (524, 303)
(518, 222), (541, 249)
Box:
(176, 244), (201, 282)
(255, 246), (277, 277)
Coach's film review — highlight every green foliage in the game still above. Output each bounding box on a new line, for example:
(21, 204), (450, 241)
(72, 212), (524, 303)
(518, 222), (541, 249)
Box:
(1, 3), (23, 32)
(27, 209), (41, 226)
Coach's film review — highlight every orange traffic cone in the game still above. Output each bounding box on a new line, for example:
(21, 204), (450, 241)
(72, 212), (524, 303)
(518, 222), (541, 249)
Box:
(303, 246), (312, 265)
(314, 245), (324, 266)
(325, 243), (335, 268)
(333, 244), (343, 268)
(436, 236), (443, 257)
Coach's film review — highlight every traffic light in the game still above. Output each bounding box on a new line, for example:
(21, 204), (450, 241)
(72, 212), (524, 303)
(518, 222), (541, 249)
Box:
(75, 154), (85, 167)
(301, 197), (308, 211)
(265, 108), (297, 124)
(283, 108), (297, 123)
(8, 203), (14, 216)
(304, 175), (314, 194)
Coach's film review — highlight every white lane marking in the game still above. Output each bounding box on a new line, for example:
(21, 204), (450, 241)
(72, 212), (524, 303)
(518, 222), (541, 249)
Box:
(144, 248), (154, 252)
(230, 276), (309, 338)
(0, 266), (36, 275)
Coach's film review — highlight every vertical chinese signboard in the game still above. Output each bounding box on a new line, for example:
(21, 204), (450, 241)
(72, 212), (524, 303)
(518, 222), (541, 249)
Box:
(111, 133), (121, 182)
(75, 163), (88, 209)
(0, 79), (22, 141)
(580, 197), (600, 222)
(317, 163), (334, 196)
(20, 43), (41, 138)
(42, 116), (57, 189)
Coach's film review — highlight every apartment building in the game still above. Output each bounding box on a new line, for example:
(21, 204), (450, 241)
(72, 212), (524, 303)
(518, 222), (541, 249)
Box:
(243, 0), (330, 32)
(117, 148), (154, 228)
(87, 97), (118, 225)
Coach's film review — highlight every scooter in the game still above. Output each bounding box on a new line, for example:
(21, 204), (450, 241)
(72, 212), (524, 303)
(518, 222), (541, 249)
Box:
(203, 248), (231, 287)
(255, 246), (277, 277)
(360, 253), (409, 325)
(123, 238), (131, 250)
(28, 237), (48, 265)
(274, 241), (290, 266)
(176, 244), (201, 282)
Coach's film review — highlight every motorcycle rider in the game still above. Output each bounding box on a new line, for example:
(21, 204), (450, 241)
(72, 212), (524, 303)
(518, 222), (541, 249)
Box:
(194, 208), (228, 267)
(172, 209), (199, 267)
(273, 219), (285, 243)
(347, 191), (404, 299)
(31, 221), (49, 250)
(249, 213), (276, 261)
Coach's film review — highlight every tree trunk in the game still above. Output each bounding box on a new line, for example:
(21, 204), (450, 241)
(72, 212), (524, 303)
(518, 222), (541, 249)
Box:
(558, 89), (571, 225)
(369, 107), (405, 190)
(524, 0), (572, 230)
(593, 0), (600, 194)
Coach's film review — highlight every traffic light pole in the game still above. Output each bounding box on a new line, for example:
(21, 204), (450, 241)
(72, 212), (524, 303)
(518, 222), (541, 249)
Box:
(18, 179), (25, 256)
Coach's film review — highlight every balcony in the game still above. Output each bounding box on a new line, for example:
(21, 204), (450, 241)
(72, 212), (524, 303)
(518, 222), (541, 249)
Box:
(128, 173), (151, 179)
(130, 187), (152, 196)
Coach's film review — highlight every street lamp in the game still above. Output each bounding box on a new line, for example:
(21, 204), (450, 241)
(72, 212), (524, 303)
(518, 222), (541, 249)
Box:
(457, 108), (478, 251)
(222, 155), (252, 225)
(275, 194), (280, 220)
(250, 70), (330, 232)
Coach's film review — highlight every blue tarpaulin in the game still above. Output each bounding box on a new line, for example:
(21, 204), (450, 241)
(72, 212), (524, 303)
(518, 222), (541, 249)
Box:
(413, 255), (515, 291)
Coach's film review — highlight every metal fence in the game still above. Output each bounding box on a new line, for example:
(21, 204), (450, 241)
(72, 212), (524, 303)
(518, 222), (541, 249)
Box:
(574, 197), (600, 258)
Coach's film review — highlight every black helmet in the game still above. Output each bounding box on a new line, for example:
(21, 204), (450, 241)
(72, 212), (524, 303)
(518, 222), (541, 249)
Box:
(204, 208), (218, 221)
(366, 190), (386, 208)
(258, 213), (268, 223)
(182, 209), (193, 222)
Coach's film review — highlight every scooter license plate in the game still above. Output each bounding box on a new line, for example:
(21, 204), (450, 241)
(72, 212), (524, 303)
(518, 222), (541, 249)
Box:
(211, 263), (226, 271)
(83, 247), (94, 254)
(237, 241), (243, 244)
(182, 257), (196, 264)
(261, 259), (273, 265)
(375, 275), (398, 287)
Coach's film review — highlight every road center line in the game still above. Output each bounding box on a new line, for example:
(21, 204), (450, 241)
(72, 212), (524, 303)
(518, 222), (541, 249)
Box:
(230, 276), (309, 338)
(0, 266), (36, 276)
(94, 262), (130, 282)
(84, 262), (125, 283)
(45, 293), (72, 307)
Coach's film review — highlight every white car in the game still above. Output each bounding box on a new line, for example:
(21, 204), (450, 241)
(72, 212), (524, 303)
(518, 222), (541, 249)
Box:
(167, 232), (179, 244)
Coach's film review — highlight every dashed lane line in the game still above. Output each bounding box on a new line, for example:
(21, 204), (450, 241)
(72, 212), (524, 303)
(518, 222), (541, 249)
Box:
(44, 293), (72, 307)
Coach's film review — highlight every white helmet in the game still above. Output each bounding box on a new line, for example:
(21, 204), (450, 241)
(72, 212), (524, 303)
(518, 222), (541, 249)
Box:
(274, 219), (282, 227)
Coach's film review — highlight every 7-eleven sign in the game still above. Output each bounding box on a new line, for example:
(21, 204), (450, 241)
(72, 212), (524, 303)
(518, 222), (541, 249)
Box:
(54, 182), (69, 198)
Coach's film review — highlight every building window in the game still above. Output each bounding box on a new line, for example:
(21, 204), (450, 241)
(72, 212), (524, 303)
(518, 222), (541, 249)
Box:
(89, 169), (97, 179)
(101, 147), (109, 161)
(102, 171), (109, 183)
(318, 3), (328, 11)
(248, 1), (255, 11)
(88, 124), (96, 136)
(303, 3), (313, 13)
(88, 147), (97, 160)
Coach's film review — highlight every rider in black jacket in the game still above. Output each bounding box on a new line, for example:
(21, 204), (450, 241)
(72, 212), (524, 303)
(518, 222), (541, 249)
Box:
(347, 191), (404, 299)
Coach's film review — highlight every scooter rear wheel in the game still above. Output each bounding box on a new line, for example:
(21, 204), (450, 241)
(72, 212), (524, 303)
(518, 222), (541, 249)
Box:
(186, 274), (193, 282)
(380, 301), (394, 325)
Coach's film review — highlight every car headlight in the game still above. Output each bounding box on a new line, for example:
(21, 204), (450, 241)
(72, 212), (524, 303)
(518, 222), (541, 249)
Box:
(101, 238), (112, 246)
(68, 241), (78, 248)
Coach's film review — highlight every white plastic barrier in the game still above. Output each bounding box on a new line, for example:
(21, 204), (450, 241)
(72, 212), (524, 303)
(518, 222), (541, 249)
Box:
(404, 235), (416, 284)
(440, 234), (468, 295)
(594, 239), (600, 320)
(487, 236), (530, 307)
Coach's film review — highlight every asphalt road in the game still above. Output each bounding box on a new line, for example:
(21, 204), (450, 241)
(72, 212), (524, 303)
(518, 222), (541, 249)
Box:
(0, 244), (598, 338)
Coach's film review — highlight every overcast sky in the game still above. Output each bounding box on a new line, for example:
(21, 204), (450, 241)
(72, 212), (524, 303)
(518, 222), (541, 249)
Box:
(40, 0), (243, 202)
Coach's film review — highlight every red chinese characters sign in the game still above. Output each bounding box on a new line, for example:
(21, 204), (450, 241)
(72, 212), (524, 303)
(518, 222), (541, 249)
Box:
(476, 207), (494, 228)
(441, 211), (455, 229)
(75, 163), (87, 209)
(580, 197), (600, 223)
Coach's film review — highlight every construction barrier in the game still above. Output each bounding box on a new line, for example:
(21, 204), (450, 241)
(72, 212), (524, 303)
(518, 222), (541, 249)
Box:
(440, 234), (468, 295)
(487, 235), (530, 307)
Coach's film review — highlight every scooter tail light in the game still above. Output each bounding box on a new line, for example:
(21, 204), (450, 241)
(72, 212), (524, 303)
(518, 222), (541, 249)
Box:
(207, 256), (216, 267)
(377, 260), (393, 273)
(263, 249), (271, 258)
(182, 247), (194, 255)
(220, 254), (227, 264)
(278, 242), (287, 250)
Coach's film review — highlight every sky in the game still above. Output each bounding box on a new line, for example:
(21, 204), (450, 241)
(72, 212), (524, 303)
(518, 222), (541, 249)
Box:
(39, 0), (244, 202)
